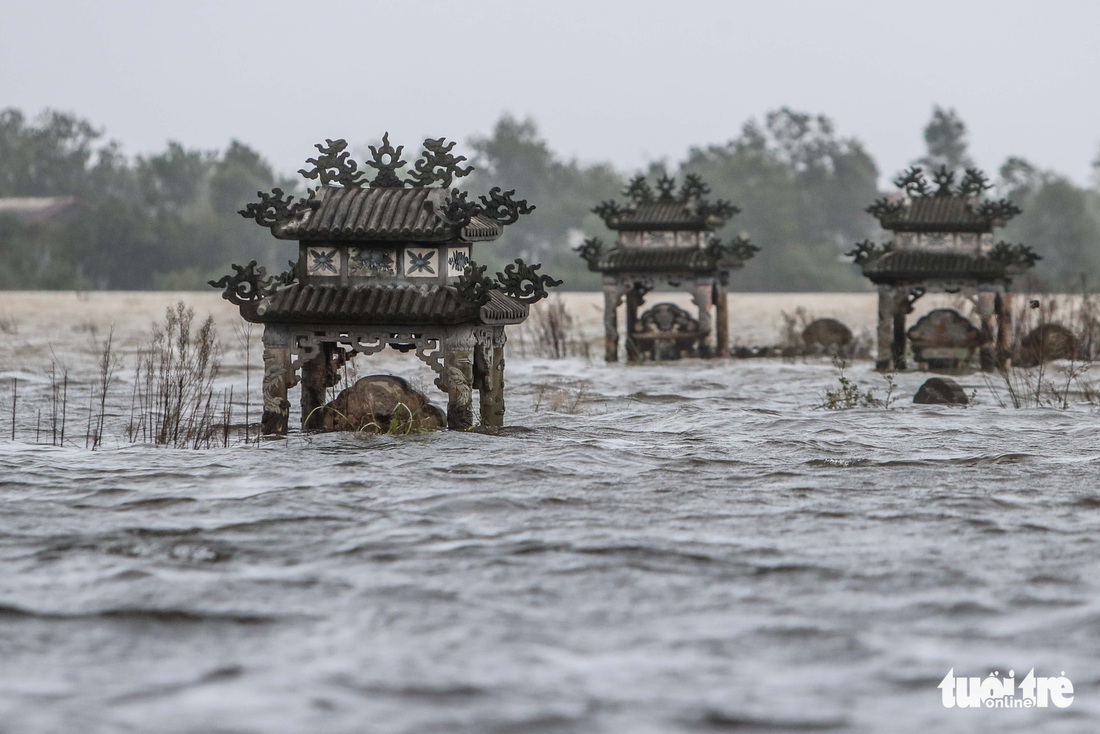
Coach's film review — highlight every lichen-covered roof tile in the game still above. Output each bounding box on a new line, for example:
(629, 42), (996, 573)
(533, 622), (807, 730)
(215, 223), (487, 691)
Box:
(879, 197), (990, 232)
(277, 186), (501, 242)
(863, 250), (1006, 283)
(247, 283), (527, 325)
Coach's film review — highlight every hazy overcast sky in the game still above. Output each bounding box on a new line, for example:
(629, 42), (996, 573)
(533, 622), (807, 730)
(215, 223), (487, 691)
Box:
(3, 0), (1098, 184)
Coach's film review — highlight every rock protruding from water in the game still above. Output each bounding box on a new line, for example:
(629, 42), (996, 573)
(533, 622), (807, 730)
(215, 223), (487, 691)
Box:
(1019, 324), (1078, 366)
(802, 318), (853, 351)
(913, 377), (969, 405)
(907, 309), (983, 372)
(320, 375), (445, 433)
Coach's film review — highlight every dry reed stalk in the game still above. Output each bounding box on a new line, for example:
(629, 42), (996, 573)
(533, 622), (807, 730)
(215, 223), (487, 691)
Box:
(525, 296), (589, 359)
(8, 378), (15, 441)
(135, 302), (223, 448)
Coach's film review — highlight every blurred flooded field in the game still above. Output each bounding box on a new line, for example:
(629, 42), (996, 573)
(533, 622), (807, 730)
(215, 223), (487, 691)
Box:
(0, 289), (1050, 362)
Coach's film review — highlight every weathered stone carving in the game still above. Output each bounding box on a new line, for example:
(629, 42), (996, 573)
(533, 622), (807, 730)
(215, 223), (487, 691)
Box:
(907, 309), (984, 372)
(298, 138), (366, 188)
(208, 260), (297, 305)
(319, 375), (446, 433)
(224, 133), (548, 433)
(495, 259), (562, 304)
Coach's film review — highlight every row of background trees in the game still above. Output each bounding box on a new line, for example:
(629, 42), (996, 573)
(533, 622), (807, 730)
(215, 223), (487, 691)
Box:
(1, 106), (1098, 291)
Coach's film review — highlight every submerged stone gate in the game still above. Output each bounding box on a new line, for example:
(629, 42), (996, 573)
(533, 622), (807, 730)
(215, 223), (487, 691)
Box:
(850, 165), (1039, 371)
(212, 135), (559, 433)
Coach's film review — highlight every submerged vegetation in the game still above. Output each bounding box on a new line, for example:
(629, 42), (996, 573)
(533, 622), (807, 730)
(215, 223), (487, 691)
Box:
(818, 357), (898, 410)
(7, 302), (238, 449)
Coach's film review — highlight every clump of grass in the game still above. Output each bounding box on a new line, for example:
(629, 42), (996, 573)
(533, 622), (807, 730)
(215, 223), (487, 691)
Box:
(129, 302), (224, 448)
(818, 357), (897, 410)
(984, 295), (1098, 409)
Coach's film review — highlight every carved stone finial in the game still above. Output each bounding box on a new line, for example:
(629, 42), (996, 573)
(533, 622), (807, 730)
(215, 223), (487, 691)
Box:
(706, 236), (758, 263)
(495, 259), (562, 304)
(478, 187), (535, 225)
(894, 166), (931, 197)
(239, 187), (298, 227)
(406, 137), (474, 188)
(678, 173), (710, 202)
(847, 239), (893, 266)
(932, 165), (956, 197)
(975, 198), (1023, 225)
(957, 168), (993, 197)
(989, 241), (1041, 270)
(298, 139), (365, 188)
(364, 132), (407, 187)
(655, 174), (677, 200)
(452, 260), (497, 306)
(208, 260), (297, 305)
(574, 237), (604, 269)
(624, 174), (654, 204)
(439, 189), (481, 228)
(865, 196), (904, 219)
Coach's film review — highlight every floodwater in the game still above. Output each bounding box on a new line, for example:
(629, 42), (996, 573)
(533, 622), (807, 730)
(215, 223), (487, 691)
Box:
(0, 292), (1098, 734)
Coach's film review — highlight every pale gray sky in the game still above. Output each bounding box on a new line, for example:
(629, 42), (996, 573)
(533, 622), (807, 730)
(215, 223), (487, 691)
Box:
(3, 0), (1098, 184)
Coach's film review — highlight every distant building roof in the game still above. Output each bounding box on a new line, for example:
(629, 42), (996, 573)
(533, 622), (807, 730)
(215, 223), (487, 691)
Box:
(0, 197), (79, 226)
(593, 174), (738, 232)
(877, 196), (991, 233)
(604, 201), (718, 231)
(862, 250), (1007, 284)
(595, 247), (743, 274)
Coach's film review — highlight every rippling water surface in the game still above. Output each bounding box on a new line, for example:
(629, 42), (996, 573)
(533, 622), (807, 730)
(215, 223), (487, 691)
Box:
(1, 295), (1098, 733)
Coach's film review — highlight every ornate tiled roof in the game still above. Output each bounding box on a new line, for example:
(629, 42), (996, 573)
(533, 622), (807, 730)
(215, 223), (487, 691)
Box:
(593, 173), (738, 232)
(606, 201), (718, 231)
(243, 283), (527, 325)
(877, 196), (991, 233)
(862, 250), (1007, 284)
(595, 248), (737, 273)
(274, 186), (502, 242)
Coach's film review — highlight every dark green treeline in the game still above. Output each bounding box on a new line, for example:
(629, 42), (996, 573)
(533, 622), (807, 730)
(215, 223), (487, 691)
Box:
(2, 106), (1098, 291)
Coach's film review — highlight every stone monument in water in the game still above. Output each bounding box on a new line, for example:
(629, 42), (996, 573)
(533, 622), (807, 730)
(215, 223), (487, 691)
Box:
(577, 174), (757, 362)
(211, 135), (560, 434)
(850, 165), (1038, 371)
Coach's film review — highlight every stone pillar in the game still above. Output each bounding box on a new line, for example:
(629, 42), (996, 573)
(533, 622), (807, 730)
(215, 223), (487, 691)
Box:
(442, 345), (474, 430)
(892, 304), (907, 371)
(602, 285), (623, 363)
(715, 281), (730, 358)
(299, 343), (330, 432)
(692, 284), (714, 358)
(876, 287), (894, 371)
(261, 324), (292, 436)
(976, 291), (997, 371)
(996, 292), (1012, 369)
(477, 337), (506, 428)
(625, 287), (644, 362)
